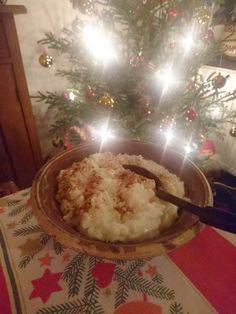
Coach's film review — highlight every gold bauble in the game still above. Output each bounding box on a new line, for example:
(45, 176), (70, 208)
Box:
(212, 73), (229, 89)
(195, 6), (210, 25)
(99, 94), (114, 107)
(39, 53), (53, 68)
(229, 126), (236, 137)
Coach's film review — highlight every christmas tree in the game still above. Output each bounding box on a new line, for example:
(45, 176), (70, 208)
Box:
(35, 0), (236, 155)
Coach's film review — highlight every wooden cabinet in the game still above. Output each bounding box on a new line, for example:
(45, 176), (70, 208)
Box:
(0, 5), (43, 189)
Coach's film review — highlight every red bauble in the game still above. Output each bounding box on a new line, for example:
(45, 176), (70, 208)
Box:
(130, 54), (145, 68)
(185, 108), (197, 121)
(202, 30), (214, 43)
(199, 139), (215, 155)
(143, 97), (150, 106)
(144, 107), (152, 115)
(169, 41), (176, 49)
(193, 48), (200, 56)
(187, 82), (196, 92)
(169, 8), (177, 17)
(87, 86), (95, 98)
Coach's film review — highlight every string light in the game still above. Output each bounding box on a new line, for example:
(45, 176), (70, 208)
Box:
(164, 130), (174, 143)
(184, 141), (198, 154)
(155, 67), (177, 92)
(183, 33), (194, 53)
(68, 91), (76, 101)
(82, 25), (117, 63)
(95, 124), (114, 142)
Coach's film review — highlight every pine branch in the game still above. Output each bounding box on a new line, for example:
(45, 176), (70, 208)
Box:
(20, 210), (33, 224)
(36, 299), (87, 314)
(8, 204), (28, 217)
(115, 267), (175, 301)
(152, 273), (163, 285)
(18, 246), (43, 269)
(125, 259), (149, 276)
(128, 276), (175, 300)
(7, 199), (21, 206)
(62, 254), (86, 297)
(170, 301), (184, 314)
(35, 0), (236, 151)
(13, 225), (42, 237)
(114, 277), (129, 309)
(39, 232), (51, 246)
(83, 257), (102, 312)
(53, 239), (65, 255)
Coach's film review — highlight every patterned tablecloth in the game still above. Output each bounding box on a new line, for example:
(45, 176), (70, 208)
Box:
(0, 189), (235, 314)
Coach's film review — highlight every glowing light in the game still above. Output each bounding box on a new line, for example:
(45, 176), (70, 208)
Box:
(64, 88), (80, 102)
(183, 34), (193, 52)
(155, 67), (177, 91)
(184, 144), (193, 154)
(164, 130), (174, 142)
(69, 91), (76, 101)
(83, 25), (117, 62)
(96, 125), (114, 142)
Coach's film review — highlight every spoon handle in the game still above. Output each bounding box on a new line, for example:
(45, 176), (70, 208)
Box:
(155, 189), (236, 234)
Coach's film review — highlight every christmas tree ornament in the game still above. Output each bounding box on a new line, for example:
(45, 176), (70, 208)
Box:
(202, 29), (214, 43)
(87, 86), (95, 98)
(64, 88), (80, 101)
(197, 139), (221, 180)
(185, 108), (197, 121)
(99, 94), (114, 107)
(146, 62), (155, 72)
(168, 8), (177, 17)
(187, 82), (196, 92)
(143, 97), (150, 106)
(212, 73), (229, 89)
(193, 48), (200, 56)
(144, 108), (152, 115)
(39, 53), (53, 68)
(70, 0), (94, 15)
(169, 41), (176, 49)
(229, 126), (236, 137)
(195, 6), (210, 25)
(130, 53), (145, 68)
(199, 139), (215, 156)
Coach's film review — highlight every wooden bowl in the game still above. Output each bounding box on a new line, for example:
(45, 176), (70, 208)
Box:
(31, 139), (213, 259)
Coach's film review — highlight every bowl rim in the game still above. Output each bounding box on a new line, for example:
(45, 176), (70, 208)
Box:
(31, 139), (213, 258)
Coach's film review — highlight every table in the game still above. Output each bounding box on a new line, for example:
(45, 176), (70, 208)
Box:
(0, 189), (235, 314)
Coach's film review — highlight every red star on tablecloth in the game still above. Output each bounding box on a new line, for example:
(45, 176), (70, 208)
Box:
(62, 253), (71, 262)
(29, 268), (62, 303)
(38, 253), (54, 266)
(145, 264), (157, 278)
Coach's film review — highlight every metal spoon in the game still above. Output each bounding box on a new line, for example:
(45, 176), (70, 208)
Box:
(123, 164), (236, 234)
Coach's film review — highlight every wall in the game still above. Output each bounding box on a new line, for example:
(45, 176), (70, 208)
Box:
(200, 65), (236, 175)
(6, 1), (236, 175)
(7, 0), (77, 155)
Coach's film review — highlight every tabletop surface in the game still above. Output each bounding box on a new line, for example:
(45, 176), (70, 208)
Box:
(0, 188), (235, 314)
